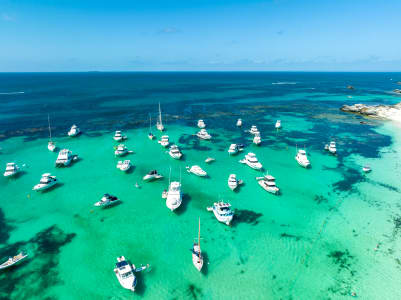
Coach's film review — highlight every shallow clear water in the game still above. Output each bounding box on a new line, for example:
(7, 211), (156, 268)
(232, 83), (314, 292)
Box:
(1, 72), (401, 299)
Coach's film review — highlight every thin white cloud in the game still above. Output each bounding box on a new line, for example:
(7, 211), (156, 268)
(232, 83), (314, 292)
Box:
(1, 13), (14, 22)
(157, 27), (180, 34)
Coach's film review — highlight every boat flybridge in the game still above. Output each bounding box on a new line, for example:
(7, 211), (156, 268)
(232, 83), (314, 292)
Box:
(228, 174), (239, 191)
(114, 131), (127, 142)
(114, 144), (129, 156)
(94, 194), (120, 207)
(197, 119), (206, 129)
(236, 118), (242, 127)
(192, 218), (204, 272)
(256, 174), (279, 194)
(295, 149), (311, 168)
(228, 144), (243, 155)
(47, 114), (56, 152)
(33, 173), (58, 191)
(275, 120), (281, 129)
(114, 256), (137, 292)
(143, 170), (163, 181)
(249, 125), (259, 135)
(0, 252), (28, 270)
(117, 160), (131, 172)
(197, 129), (211, 140)
(68, 124), (80, 137)
(186, 165), (207, 177)
(253, 133), (262, 145)
(207, 202), (234, 225)
(169, 145), (183, 159)
(156, 102), (164, 131)
(55, 149), (77, 167)
(239, 152), (263, 170)
(4, 163), (20, 177)
(166, 181), (182, 211)
(158, 135), (170, 147)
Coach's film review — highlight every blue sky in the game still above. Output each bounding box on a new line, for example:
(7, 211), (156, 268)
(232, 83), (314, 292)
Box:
(1, 0), (400, 71)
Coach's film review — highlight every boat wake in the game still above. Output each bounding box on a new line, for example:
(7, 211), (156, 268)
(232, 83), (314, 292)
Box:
(271, 82), (297, 85)
(0, 91), (25, 95)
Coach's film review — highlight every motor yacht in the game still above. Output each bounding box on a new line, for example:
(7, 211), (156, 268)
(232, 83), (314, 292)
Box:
(94, 194), (120, 207)
(4, 163), (20, 177)
(33, 173), (57, 191)
(114, 256), (137, 292)
(197, 119), (206, 129)
(228, 174), (238, 191)
(158, 135), (169, 147)
(166, 181), (182, 211)
(295, 149), (310, 168)
(169, 145), (183, 159)
(236, 118), (242, 127)
(114, 131), (127, 142)
(197, 129), (211, 140)
(207, 202), (234, 225)
(114, 144), (128, 156)
(143, 170), (163, 181)
(249, 125), (259, 135)
(256, 174), (279, 194)
(55, 149), (77, 167)
(117, 160), (131, 172)
(68, 124), (80, 137)
(192, 218), (204, 272)
(228, 144), (240, 155)
(186, 165), (207, 177)
(0, 252), (28, 270)
(328, 141), (336, 154)
(156, 102), (164, 131)
(253, 133), (261, 145)
(275, 120), (281, 129)
(239, 152), (263, 170)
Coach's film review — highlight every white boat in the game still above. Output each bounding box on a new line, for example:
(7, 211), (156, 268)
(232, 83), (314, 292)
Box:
(295, 149), (310, 168)
(236, 118), (242, 127)
(228, 174), (238, 191)
(197, 129), (211, 140)
(249, 125), (259, 135)
(158, 135), (169, 147)
(362, 166), (371, 173)
(0, 252), (28, 270)
(186, 165), (207, 177)
(148, 114), (155, 140)
(228, 144), (239, 155)
(256, 174), (279, 194)
(205, 157), (215, 163)
(143, 170), (163, 181)
(117, 160), (131, 172)
(239, 152), (263, 170)
(33, 173), (57, 191)
(4, 162), (20, 177)
(166, 181), (182, 211)
(114, 144), (128, 156)
(275, 120), (281, 129)
(156, 102), (164, 131)
(68, 124), (80, 137)
(207, 202), (234, 225)
(328, 141), (336, 154)
(113, 130), (127, 142)
(169, 145), (183, 159)
(47, 114), (56, 152)
(114, 256), (137, 292)
(253, 133), (261, 145)
(94, 194), (120, 207)
(197, 119), (206, 129)
(55, 149), (76, 167)
(192, 218), (204, 272)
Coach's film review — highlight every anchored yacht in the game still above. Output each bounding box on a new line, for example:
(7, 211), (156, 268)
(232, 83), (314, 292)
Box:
(94, 194), (120, 207)
(239, 152), (263, 170)
(166, 181), (182, 211)
(55, 149), (77, 167)
(143, 170), (163, 181)
(197, 129), (211, 140)
(197, 119), (206, 129)
(156, 102), (164, 131)
(169, 145), (183, 159)
(192, 218), (204, 272)
(68, 124), (80, 137)
(295, 149), (310, 168)
(186, 165), (207, 177)
(158, 135), (170, 147)
(114, 144), (128, 156)
(114, 131), (127, 142)
(4, 163), (20, 177)
(275, 120), (281, 129)
(249, 125), (259, 135)
(0, 252), (28, 270)
(328, 141), (336, 154)
(253, 133), (261, 145)
(228, 144), (240, 155)
(228, 174), (238, 191)
(236, 118), (242, 127)
(117, 160), (131, 172)
(114, 256), (137, 292)
(256, 174), (279, 194)
(207, 202), (234, 225)
(33, 173), (57, 191)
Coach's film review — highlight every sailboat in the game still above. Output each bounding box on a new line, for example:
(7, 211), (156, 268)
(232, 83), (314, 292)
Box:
(47, 114), (56, 152)
(192, 218), (204, 271)
(156, 102), (164, 131)
(148, 114), (155, 140)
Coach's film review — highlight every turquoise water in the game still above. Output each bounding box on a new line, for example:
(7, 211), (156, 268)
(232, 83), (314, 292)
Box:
(1, 72), (401, 299)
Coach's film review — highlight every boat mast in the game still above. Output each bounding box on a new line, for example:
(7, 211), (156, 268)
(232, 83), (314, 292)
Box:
(198, 217), (201, 254)
(169, 166), (171, 186)
(48, 114), (52, 142)
(149, 114), (152, 132)
(158, 102), (163, 126)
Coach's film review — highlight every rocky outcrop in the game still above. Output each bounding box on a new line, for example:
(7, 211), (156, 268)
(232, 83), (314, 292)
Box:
(341, 102), (401, 122)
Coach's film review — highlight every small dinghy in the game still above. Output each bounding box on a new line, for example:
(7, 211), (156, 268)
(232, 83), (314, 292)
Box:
(362, 166), (372, 173)
(236, 118), (242, 127)
(275, 120), (281, 129)
(205, 157), (215, 163)
(186, 165), (207, 177)
(94, 194), (120, 207)
(0, 252), (28, 270)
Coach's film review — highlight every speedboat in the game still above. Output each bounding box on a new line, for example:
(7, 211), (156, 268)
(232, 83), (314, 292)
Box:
(4, 163), (20, 177)
(207, 202), (234, 225)
(228, 174), (238, 191)
(295, 149), (310, 168)
(0, 252), (28, 270)
(114, 144), (128, 156)
(249, 125), (259, 135)
(166, 181), (182, 211)
(275, 120), (281, 129)
(156, 102), (164, 131)
(256, 174), (279, 194)
(33, 173), (57, 191)
(205, 157), (215, 163)
(94, 194), (120, 207)
(253, 133), (261, 145)
(114, 256), (137, 292)
(236, 118), (242, 127)
(158, 135), (169, 147)
(197, 119), (206, 129)
(114, 131), (127, 142)
(117, 160), (131, 172)
(143, 170), (163, 181)
(363, 166), (371, 173)
(328, 141), (336, 154)
(239, 152), (263, 170)
(68, 124), (80, 137)
(197, 129), (211, 140)
(55, 149), (77, 167)
(228, 144), (239, 155)
(186, 165), (207, 177)
(192, 218), (204, 272)
(169, 145), (183, 159)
